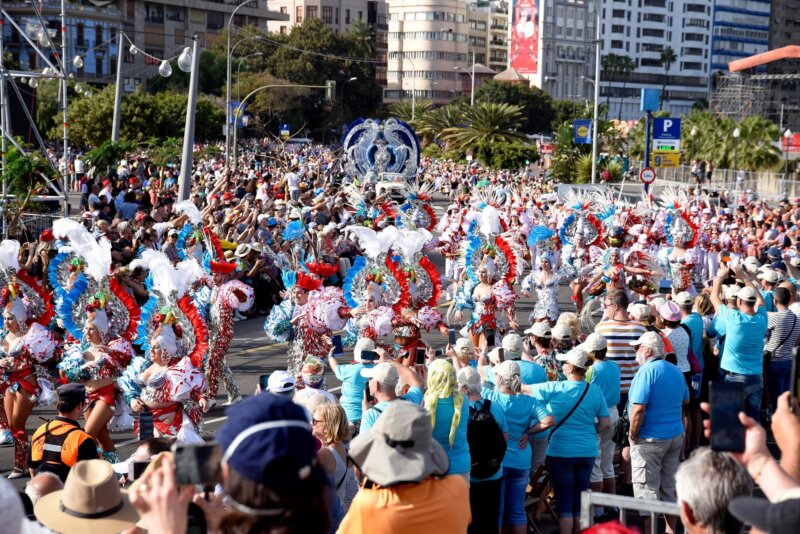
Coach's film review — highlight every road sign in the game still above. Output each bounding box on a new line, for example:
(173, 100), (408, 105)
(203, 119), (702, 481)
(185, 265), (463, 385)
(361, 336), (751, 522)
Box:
(653, 118), (681, 151)
(573, 119), (592, 145)
(639, 167), (656, 184)
(653, 151), (680, 168)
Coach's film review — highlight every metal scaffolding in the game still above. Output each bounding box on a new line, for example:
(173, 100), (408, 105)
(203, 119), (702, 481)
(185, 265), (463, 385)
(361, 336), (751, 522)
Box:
(710, 73), (771, 123)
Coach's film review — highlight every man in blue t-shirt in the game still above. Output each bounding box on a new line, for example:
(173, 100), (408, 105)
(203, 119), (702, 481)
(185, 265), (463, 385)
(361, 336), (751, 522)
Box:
(360, 360), (424, 432)
(710, 265), (768, 421)
(628, 331), (689, 534)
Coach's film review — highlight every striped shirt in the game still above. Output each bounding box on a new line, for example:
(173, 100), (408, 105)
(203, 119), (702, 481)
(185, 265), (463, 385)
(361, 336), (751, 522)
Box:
(766, 310), (800, 362)
(595, 319), (646, 394)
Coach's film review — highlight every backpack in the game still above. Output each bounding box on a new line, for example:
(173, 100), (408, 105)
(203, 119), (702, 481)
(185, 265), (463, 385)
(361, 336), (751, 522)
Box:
(467, 399), (506, 479)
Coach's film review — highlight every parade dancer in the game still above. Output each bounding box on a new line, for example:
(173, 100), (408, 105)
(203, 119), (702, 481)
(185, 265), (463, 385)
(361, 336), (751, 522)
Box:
(0, 241), (57, 478)
(53, 226), (139, 464)
(659, 188), (701, 296)
(119, 251), (209, 443)
(522, 252), (576, 325)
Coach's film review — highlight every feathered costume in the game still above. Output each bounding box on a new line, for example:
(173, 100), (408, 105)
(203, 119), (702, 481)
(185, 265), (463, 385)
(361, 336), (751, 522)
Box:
(658, 187), (700, 294)
(119, 251), (209, 443)
(50, 219), (140, 462)
(0, 240), (58, 471)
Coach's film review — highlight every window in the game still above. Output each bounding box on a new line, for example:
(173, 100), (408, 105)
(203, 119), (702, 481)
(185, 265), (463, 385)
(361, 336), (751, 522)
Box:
(345, 9), (350, 23)
(307, 6), (318, 19)
(684, 32), (704, 42)
(280, 26), (287, 34)
(642, 28), (664, 37)
(611, 24), (624, 33)
(109, 27), (116, 43)
(612, 9), (626, 17)
(296, 6), (303, 23)
(611, 39), (624, 49)
(643, 13), (665, 22)
(76, 23), (85, 47)
(175, 29), (185, 44)
(95, 25), (103, 46)
(641, 58), (661, 67)
(166, 7), (185, 21)
(682, 61), (703, 70)
(322, 6), (333, 23)
(280, 6), (287, 14)
(207, 11), (224, 30)
(358, 11), (362, 20)
(144, 3), (164, 23)
(124, 44), (135, 63)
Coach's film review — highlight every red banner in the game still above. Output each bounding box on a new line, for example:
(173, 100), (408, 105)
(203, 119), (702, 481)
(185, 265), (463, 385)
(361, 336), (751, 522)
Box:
(510, 0), (538, 74)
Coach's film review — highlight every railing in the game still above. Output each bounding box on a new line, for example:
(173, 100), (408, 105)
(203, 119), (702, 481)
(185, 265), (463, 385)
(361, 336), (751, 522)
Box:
(580, 491), (680, 534)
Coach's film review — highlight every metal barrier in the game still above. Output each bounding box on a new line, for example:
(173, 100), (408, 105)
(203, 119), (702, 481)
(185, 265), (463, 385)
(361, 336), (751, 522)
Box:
(580, 490), (680, 534)
(16, 212), (77, 240)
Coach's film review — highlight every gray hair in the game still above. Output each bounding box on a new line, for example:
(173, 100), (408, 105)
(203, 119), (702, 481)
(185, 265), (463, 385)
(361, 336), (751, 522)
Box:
(460, 381), (482, 396)
(25, 471), (63, 505)
(675, 448), (752, 534)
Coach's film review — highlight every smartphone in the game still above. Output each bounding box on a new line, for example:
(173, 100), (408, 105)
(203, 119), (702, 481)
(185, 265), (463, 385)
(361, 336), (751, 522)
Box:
(128, 460), (150, 482)
(448, 329), (457, 346)
(434, 348), (444, 358)
(485, 328), (496, 348)
(498, 347), (505, 363)
(364, 381), (374, 403)
(173, 443), (223, 488)
(138, 411), (154, 441)
(709, 381), (745, 452)
(186, 502), (208, 534)
(332, 334), (344, 357)
(258, 374), (270, 392)
(720, 250), (731, 264)
(361, 350), (379, 361)
(415, 348), (426, 365)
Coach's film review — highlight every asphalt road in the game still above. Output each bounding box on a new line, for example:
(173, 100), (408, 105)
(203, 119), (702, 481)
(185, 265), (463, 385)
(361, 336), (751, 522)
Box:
(1, 192), (574, 487)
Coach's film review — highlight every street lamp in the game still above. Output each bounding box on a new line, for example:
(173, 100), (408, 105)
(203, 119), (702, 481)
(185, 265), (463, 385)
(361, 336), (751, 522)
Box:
(690, 126), (697, 165)
(226, 0), (261, 167)
(399, 52), (417, 120)
(581, 74), (600, 184)
(178, 38), (200, 201)
(784, 129), (793, 199)
(440, 27), (474, 103)
(587, 0), (601, 184)
(340, 76), (358, 130)
(733, 127), (741, 207)
(236, 52), (263, 101)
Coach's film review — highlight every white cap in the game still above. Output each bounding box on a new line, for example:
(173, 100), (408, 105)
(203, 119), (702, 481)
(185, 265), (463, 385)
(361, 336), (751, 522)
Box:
(674, 291), (694, 307)
(551, 323), (572, 342)
(556, 348), (591, 369)
(267, 370), (295, 393)
(577, 333), (607, 353)
(758, 269), (779, 283)
(629, 331), (665, 353)
(524, 322), (552, 338)
(494, 360), (521, 382)
(456, 366), (481, 389)
(628, 303), (651, 321)
(361, 362), (399, 387)
(737, 286), (758, 303)
(454, 337), (475, 359)
(501, 333), (524, 359)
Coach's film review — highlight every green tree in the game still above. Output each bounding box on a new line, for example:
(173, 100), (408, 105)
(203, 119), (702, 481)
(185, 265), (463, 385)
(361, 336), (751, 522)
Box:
(475, 141), (538, 170)
(4, 146), (52, 236)
(472, 80), (555, 133)
(415, 104), (465, 147)
(659, 47), (677, 110)
(617, 55), (635, 120)
(602, 53), (621, 108)
(387, 99), (433, 126)
(442, 102), (528, 152)
(84, 140), (134, 176)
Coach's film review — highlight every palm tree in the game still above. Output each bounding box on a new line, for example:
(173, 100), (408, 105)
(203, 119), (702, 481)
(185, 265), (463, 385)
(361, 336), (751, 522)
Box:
(388, 99), (433, 127)
(617, 55), (635, 120)
(4, 147), (52, 237)
(659, 47), (677, 110)
(735, 116), (781, 171)
(346, 18), (376, 58)
(602, 53), (621, 108)
(441, 102), (528, 151)
(415, 104), (465, 147)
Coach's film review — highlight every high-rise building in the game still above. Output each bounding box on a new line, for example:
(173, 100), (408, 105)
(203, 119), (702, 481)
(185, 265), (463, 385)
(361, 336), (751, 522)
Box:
(709, 0), (770, 75)
(594, 0), (712, 120)
(385, 0), (507, 105)
(766, 0), (800, 131)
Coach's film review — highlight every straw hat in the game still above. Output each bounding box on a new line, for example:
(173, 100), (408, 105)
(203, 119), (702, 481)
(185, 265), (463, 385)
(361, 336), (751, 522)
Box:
(35, 460), (139, 534)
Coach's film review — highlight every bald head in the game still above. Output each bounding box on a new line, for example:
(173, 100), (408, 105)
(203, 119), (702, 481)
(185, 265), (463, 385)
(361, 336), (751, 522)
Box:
(25, 472), (63, 505)
(779, 281), (797, 304)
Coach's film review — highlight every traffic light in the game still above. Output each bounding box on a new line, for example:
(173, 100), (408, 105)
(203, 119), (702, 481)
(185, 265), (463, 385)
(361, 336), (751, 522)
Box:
(325, 80), (336, 101)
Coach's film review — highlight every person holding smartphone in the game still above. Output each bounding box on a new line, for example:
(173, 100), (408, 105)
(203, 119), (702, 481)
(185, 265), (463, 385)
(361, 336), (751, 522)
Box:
(328, 338), (378, 434)
(359, 355), (425, 432)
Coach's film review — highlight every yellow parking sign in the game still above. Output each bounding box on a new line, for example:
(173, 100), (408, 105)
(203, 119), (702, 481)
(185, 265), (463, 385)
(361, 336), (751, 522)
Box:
(653, 151), (680, 168)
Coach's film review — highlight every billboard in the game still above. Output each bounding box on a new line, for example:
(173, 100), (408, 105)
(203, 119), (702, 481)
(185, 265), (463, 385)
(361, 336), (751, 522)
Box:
(510, 0), (539, 74)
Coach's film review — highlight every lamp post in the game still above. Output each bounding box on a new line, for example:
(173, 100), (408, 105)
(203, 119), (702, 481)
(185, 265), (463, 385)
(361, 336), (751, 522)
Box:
(690, 126), (697, 169)
(226, 0), (260, 167)
(589, 0), (601, 185)
(340, 76), (358, 131)
(236, 52), (263, 101)
(581, 74), (599, 184)
(733, 127), (741, 207)
(784, 129), (793, 200)
(178, 38), (200, 202)
(399, 52), (417, 120)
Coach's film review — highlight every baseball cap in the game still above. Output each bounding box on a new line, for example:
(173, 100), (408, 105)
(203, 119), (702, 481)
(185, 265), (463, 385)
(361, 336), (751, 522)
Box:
(353, 338), (375, 362)
(577, 333), (607, 353)
(456, 366), (481, 389)
(758, 269), (779, 283)
(674, 291), (694, 307)
(494, 360), (521, 382)
(628, 303), (651, 321)
(658, 300), (682, 322)
(551, 323), (572, 342)
(168, 229), (179, 237)
(728, 489), (800, 534)
(267, 370), (295, 393)
(737, 286), (758, 303)
(768, 246), (782, 259)
(361, 362), (399, 387)
(556, 348), (591, 369)
(454, 337), (475, 359)
(217, 394), (316, 484)
(629, 331), (665, 352)
(524, 322), (552, 338)
(724, 284), (740, 301)
(501, 333), (524, 359)
(57, 383), (87, 402)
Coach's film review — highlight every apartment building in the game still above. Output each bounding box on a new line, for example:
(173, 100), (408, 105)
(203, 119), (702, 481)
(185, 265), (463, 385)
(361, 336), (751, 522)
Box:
(710, 0), (770, 73)
(597, 0), (712, 119)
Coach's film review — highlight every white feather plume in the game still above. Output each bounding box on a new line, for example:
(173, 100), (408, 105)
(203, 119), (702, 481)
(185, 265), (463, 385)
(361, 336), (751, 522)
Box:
(173, 200), (203, 225)
(479, 205), (502, 236)
(0, 240), (20, 272)
(345, 225), (399, 259)
(141, 250), (205, 299)
(52, 218), (85, 240)
(395, 229), (432, 264)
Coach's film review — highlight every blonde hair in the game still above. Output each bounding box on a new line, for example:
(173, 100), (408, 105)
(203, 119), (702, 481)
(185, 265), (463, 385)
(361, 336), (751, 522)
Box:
(557, 312), (581, 339)
(314, 403), (350, 445)
(423, 359), (463, 447)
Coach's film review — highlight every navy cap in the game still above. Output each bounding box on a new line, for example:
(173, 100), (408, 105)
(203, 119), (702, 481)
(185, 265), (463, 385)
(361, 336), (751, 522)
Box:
(217, 394), (316, 484)
(768, 247), (782, 259)
(57, 383), (86, 401)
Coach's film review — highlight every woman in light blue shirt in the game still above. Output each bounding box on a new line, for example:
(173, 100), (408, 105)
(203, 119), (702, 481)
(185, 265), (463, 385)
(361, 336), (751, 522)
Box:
(531, 349), (610, 534)
(424, 360), (470, 476)
(481, 360), (555, 534)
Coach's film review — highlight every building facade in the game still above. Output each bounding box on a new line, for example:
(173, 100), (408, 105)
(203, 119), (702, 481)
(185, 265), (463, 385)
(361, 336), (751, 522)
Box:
(766, 0), (800, 131)
(709, 0), (770, 74)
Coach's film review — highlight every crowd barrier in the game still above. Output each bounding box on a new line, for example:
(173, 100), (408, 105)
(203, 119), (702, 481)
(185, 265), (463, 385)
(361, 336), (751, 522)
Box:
(580, 490), (680, 534)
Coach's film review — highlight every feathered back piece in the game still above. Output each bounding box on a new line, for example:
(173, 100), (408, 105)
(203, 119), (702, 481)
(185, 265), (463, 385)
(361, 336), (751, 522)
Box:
(346, 226), (399, 260)
(0, 240), (20, 273)
(659, 186), (690, 211)
(395, 229), (432, 265)
(561, 188), (600, 211)
(174, 200), (204, 225)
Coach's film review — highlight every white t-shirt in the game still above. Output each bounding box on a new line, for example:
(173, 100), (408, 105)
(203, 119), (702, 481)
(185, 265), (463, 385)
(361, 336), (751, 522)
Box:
(286, 172), (300, 192)
(664, 326), (691, 373)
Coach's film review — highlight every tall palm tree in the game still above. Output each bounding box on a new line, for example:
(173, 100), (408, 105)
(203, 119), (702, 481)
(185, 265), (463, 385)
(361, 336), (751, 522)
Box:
(659, 47), (677, 110)
(442, 102), (528, 151)
(346, 18), (376, 58)
(602, 53), (621, 108)
(388, 99), (433, 127)
(617, 55), (635, 120)
(416, 104), (465, 147)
